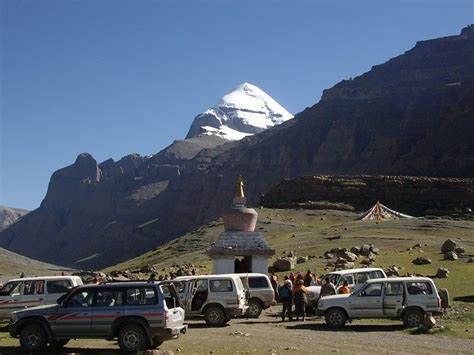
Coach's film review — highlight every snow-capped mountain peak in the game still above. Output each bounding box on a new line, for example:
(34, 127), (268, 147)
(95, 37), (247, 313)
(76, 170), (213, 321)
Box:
(185, 82), (293, 140)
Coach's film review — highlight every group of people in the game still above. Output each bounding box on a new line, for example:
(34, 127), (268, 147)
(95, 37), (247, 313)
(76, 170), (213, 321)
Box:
(270, 270), (351, 322)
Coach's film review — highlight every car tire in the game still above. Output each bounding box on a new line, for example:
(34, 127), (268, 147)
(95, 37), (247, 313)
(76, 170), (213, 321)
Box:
(403, 309), (423, 328)
(246, 299), (263, 318)
(325, 308), (347, 329)
(49, 339), (69, 349)
(19, 324), (48, 352)
(149, 339), (163, 349)
(204, 306), (227, 327)
(118, 324), (149, 352)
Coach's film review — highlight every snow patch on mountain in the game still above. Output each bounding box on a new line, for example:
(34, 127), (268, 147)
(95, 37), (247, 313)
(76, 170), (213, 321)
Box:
(186, 82), (293, 140)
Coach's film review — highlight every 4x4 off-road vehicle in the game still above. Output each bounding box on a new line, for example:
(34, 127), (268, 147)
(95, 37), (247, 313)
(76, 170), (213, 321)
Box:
(9, 281), (187, 352)
(317, 277), (443, 329)
(172, 274), (248, 326)
(236, 273), (275, 318)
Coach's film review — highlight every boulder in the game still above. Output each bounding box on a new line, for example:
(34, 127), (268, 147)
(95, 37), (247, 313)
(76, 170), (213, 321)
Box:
(140, 264), (156, 273)
(360, 258), (374, 266)
(370, 246), (380, 255)
(273, 257), (295, 272)
(412, 256), (432, 265)
(436, 267), (449, 278)
(296, 256), (308, 264)
(359, 244), (372, 256)
(335, 257), (354, 270)
(444, 251), (458, 261)
(386, 266), (400, 277)
(413, 243), (422, 248)
(340, 251), (358, 262)
(454, 246), (466, 254)
(350, 246), (360, 254)
(441, 239), (457, 253)
(323, 251), (334, 259)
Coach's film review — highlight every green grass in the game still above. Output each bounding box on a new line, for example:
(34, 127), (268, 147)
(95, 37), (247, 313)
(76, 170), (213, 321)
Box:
(105, 208), (474, 339)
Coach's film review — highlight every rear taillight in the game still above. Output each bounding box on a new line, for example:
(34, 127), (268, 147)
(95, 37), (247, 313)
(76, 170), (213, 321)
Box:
(165, 311), (169, 323)
(237, 294), (240, 305)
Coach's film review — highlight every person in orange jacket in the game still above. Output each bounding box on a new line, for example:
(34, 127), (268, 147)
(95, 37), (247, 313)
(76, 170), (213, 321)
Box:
(338, 280), (351, 294)
(292, 279), (308, 321)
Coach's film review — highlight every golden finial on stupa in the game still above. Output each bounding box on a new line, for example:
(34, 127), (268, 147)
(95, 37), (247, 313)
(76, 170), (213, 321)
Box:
(235, 175), (245, 198)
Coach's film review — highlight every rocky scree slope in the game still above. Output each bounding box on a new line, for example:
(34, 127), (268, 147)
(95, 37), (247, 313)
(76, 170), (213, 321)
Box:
(0, 205), (29, 231)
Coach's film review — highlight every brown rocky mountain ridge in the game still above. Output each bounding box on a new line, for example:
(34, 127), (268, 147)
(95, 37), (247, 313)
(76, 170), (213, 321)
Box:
(1, 25), (473, 268)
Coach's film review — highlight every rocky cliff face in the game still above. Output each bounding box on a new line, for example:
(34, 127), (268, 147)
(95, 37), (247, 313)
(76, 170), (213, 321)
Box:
(1, 26), (473, 268)
(263, 175), (474, 216)
(0, 206), (29, 231)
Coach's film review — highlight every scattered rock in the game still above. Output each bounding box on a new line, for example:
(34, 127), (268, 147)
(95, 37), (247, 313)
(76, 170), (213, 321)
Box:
(273, 257), (295, 272)
(323, 251), (334, 259)
(350, 246), (360, 254)
(436, 267), (449, 278)
(296, 256), (308, 264)
(335, 257), (354, 270)
(444, 251), (458, 261)
(413, 243), (422, 248)
(386, 266), (400, 277)
(412, 256), (432, 265)
(441, 239), (457, 253)
(454, 246), (466, 254)
(339, 251), (358, 262)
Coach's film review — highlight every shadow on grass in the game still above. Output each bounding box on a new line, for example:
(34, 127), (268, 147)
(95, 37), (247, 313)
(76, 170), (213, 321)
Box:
(285, 323), (404, 332)
(453, 295), (474, 303)
(0, 347), (121, 355)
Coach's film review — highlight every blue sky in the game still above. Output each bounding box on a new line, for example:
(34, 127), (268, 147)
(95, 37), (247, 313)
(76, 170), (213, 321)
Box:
(1, 0), (473, 210)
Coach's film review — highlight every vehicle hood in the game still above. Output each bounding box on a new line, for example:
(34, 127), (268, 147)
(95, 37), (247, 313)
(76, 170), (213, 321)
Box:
(306, 286), (321, 296)
(320, 294), (351, 301)
(14, 304), (58, 316)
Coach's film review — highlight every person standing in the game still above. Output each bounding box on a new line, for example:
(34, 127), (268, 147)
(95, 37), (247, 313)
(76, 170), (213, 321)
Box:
(338, 280), (350, 294)
(270, 273), (279, 301)
(279, 280), (293, 321)
(292, 279), (308, 321)
(319, 277), (336, 298)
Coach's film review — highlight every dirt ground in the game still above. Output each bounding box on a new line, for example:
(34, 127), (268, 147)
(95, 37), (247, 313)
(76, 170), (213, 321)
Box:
(1, 306), (473, 355)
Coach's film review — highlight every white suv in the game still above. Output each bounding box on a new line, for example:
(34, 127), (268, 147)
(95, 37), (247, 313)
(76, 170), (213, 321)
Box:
(306, 268), (387, 309)
(172, 274), (248, 327)
(317, 277), (442, 328)
(0, 276), (83, 321)
(236, 273), (275, 318)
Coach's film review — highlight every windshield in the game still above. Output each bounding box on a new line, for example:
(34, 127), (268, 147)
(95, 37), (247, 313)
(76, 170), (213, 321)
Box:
(321, 273), (341, 286)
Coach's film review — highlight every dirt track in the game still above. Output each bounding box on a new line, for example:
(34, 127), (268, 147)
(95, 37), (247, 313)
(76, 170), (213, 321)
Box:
(1, 306), (473, 354)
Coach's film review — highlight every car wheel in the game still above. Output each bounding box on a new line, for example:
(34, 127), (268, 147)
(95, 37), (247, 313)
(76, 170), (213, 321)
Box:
(49, 339), (69, 349)
(148, 339), (163, 349)
(19, 324), (48, 352)
(403, 309), (423, 328)
(118, 324), (149, 352)
(325, 308), (347, 329)
(246, 299), (263, 318)
(204, 306), (227, 327)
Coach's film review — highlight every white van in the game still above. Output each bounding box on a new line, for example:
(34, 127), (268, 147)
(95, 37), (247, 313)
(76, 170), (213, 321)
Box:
(0, 276), (83, 320)
(172, 274), (248, 327)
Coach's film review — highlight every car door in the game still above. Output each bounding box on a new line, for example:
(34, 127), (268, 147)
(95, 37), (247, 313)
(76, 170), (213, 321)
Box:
(339, 274), (355, 291)
(21, 280), (45, 308)
(160, 284), (185, 328)
(382, 282), (404, 316)
(91, 288), (124, 336)
(190, 279), (209, 313)
(0, 281), (23, 319)
(52, 289), (94, 336)
(352, 283), (384, 318)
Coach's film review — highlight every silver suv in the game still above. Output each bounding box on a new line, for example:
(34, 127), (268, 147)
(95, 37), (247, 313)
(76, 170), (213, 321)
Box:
(236, 273), (275, 318)
(172, 274), (248, 327)
(317, 277), (442, 328)
(9, 282), (187, 352)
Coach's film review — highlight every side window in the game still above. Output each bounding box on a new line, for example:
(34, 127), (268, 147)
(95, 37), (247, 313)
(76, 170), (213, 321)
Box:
(65, 290), (94, 308)
(23, 281), (44, 295)
(360, 283), (382, 297)
(248, 277), (269, 288)
(174, 282), (187, 294)
(160, 285), (180, 309)
(209, 279), (233, 292)
(47, 280), (71, 294)
(356, 273), (368, 284)
(368, 271), (384, 279)
(1, 282), (22, 296)
(95, 290), (122, 307)
(340, 274), (354, 286)
(125, 288), (157, 306)
(407, 282), (433, 295)
(385, 283), (403, 296)
(375, 271), (385, 279)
